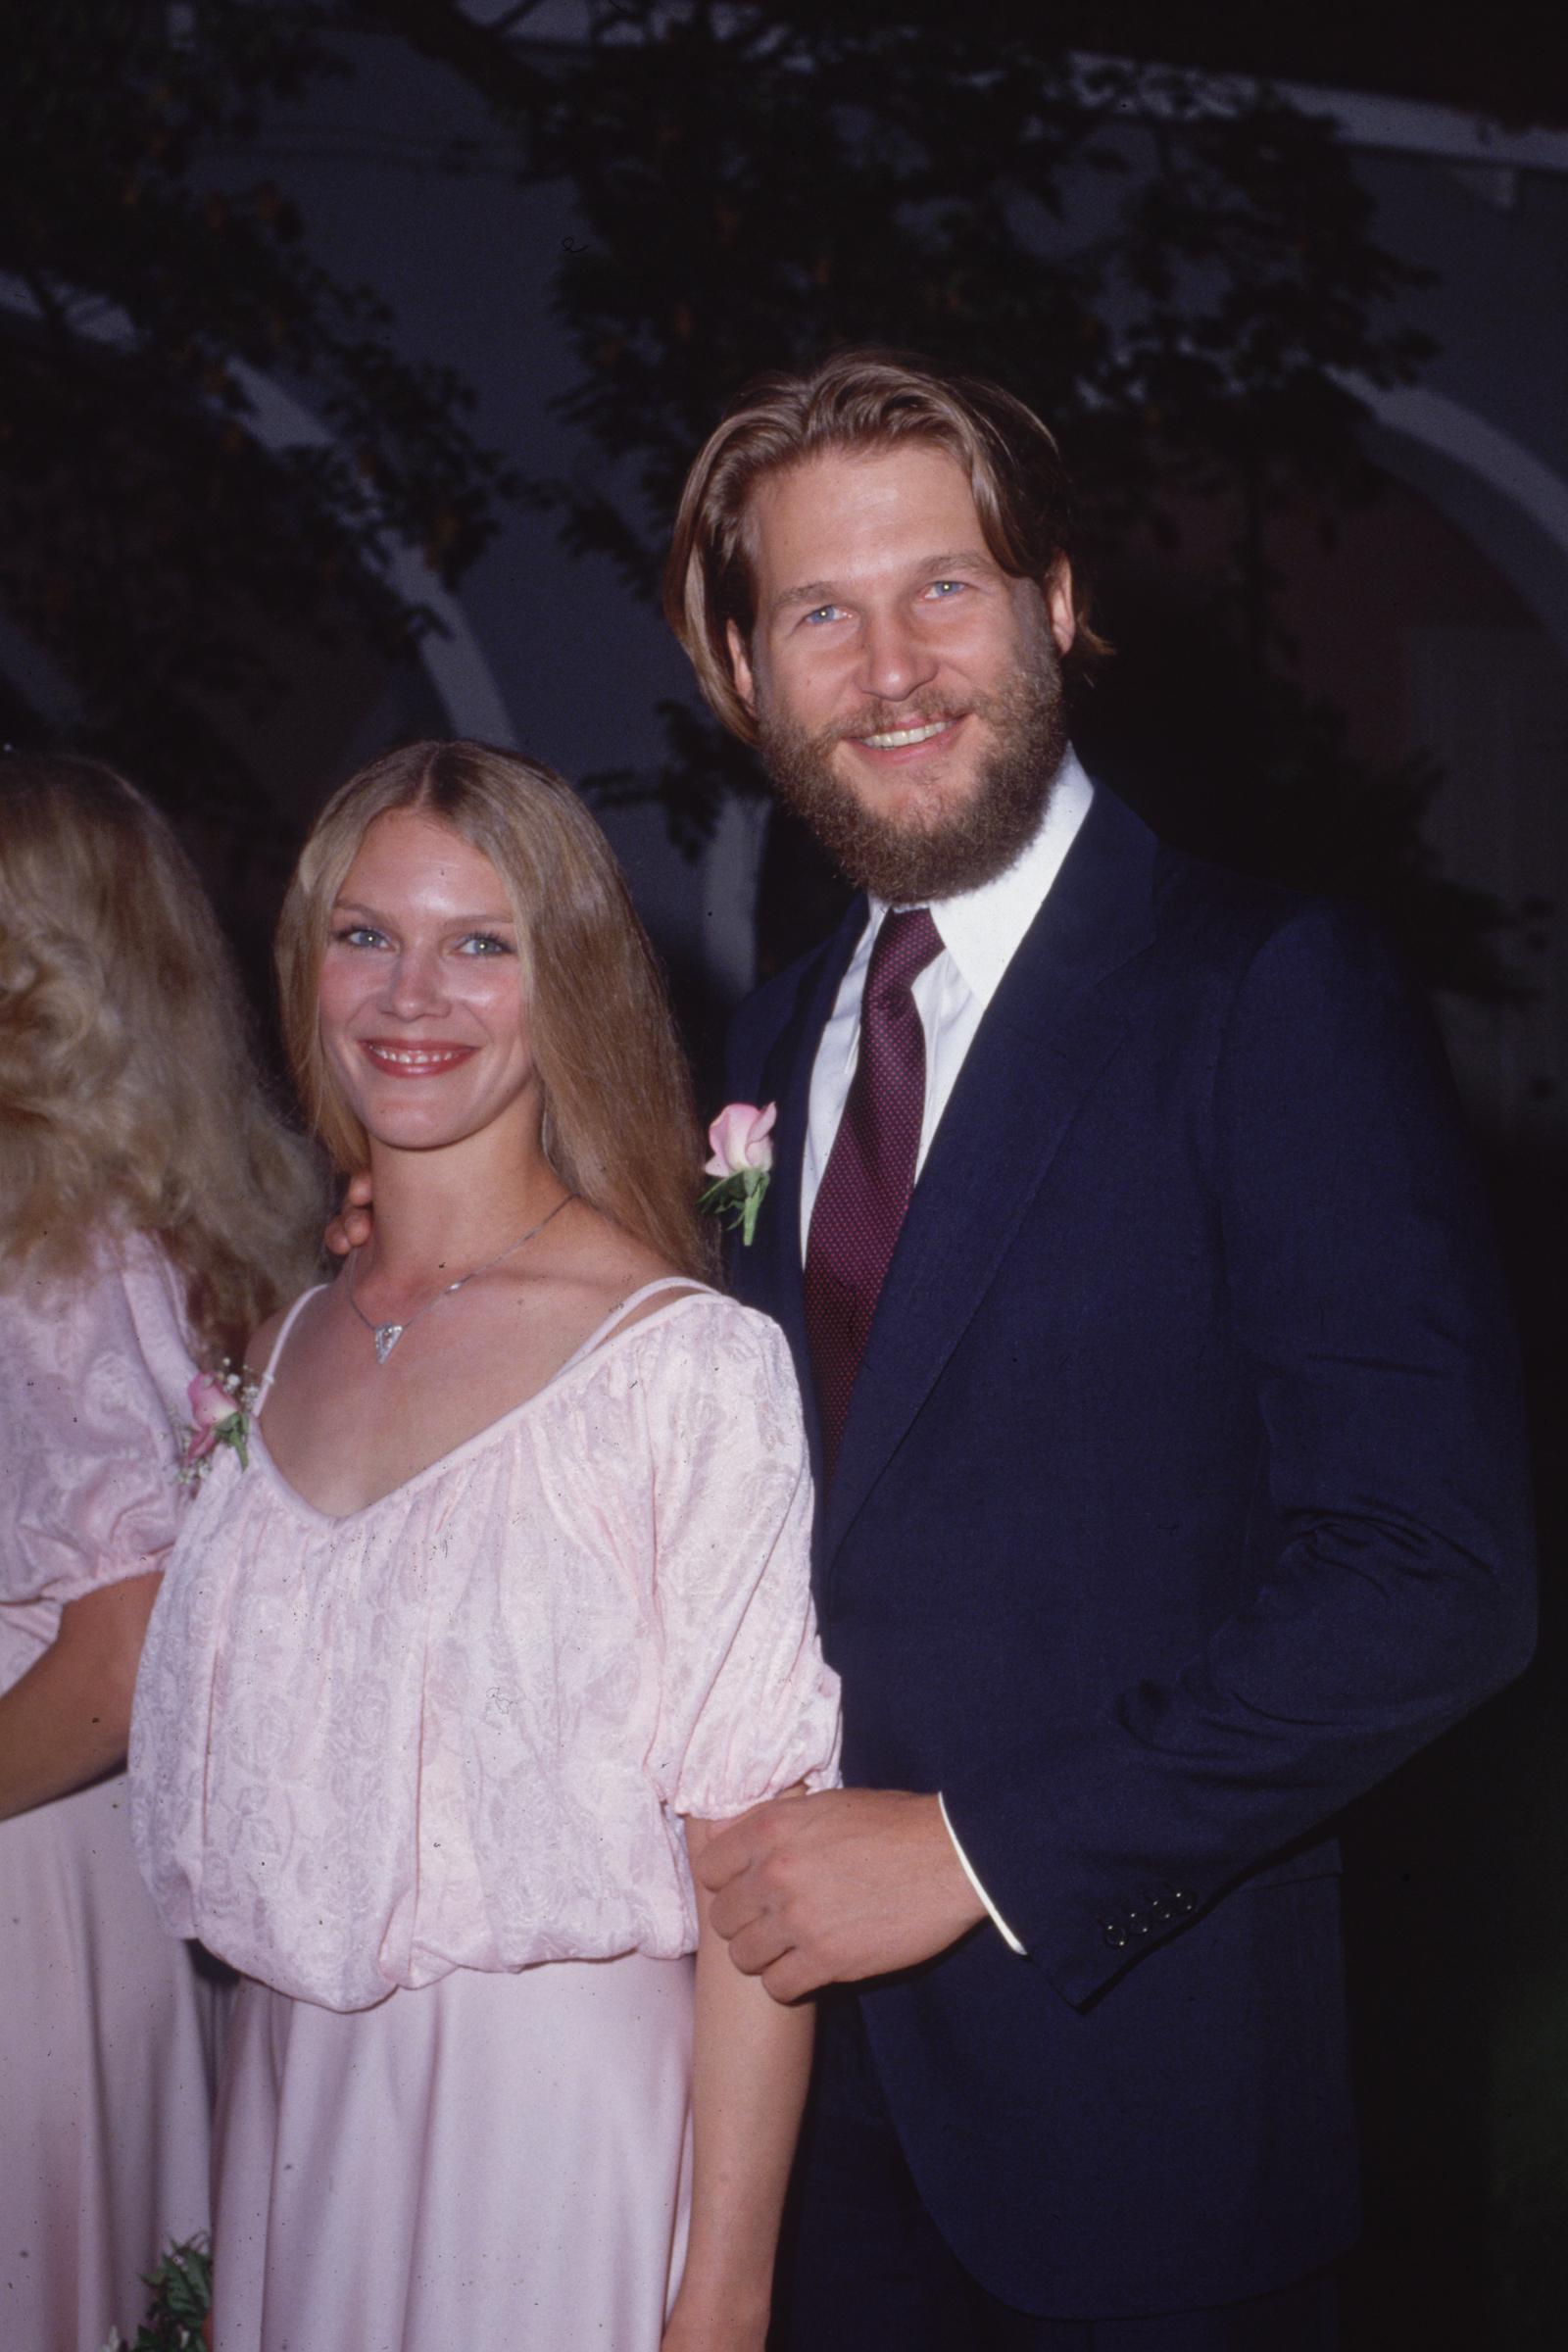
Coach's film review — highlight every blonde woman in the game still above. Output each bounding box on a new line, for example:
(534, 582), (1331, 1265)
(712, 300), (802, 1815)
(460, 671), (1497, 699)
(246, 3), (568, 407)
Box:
(132, 741), (840, 2352)
(0, 753), (321, 2350)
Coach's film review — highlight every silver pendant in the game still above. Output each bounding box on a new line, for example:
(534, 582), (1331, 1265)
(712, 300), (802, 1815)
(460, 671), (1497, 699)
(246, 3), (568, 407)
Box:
(372, 1324), (405, 1366)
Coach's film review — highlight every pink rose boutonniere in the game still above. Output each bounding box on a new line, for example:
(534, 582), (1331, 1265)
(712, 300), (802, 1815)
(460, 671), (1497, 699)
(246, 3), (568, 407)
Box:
(699, 1101), (777, 1247)
(176, 1365), (261, 1485)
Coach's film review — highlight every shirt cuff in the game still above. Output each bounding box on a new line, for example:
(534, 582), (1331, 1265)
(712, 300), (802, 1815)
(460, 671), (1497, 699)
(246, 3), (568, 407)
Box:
(938, 1790), (1027, 1956)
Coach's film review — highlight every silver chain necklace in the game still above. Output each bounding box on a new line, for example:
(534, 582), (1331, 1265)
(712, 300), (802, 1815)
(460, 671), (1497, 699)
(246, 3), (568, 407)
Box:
(347, 1194), (573, 1365)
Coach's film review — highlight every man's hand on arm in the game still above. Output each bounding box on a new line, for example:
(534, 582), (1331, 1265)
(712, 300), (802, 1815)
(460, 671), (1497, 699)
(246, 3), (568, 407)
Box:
(323, 1169), (374, 1259)
(693, 1787), (987, 2003)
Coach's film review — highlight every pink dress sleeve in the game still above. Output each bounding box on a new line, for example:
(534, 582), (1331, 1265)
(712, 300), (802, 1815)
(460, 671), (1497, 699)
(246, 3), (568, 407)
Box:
(0, 1239), (193, 1679)
(644, 1304), (841, 1820)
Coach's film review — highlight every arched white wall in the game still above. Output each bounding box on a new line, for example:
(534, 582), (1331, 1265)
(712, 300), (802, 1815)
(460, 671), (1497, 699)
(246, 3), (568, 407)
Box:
(0, 276), (515, 744)
(1338, 370), (1568, 662)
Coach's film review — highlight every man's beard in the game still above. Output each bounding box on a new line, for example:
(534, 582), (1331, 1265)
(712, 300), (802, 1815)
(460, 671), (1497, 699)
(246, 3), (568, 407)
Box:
(755, 650), (1068, 905)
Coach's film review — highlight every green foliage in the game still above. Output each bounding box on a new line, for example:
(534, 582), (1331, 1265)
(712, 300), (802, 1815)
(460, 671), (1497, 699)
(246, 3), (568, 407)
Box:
(0, 1), (514, 833)
(365, 5), (1425, 571)
(0, 2), (1519, 997)
(362, 2), (1512, 995)
(104, 2233), (213, 2351)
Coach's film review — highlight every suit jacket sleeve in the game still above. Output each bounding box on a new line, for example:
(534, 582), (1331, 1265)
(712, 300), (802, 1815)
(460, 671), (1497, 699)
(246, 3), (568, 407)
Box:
(940, 899), (1536, 2009)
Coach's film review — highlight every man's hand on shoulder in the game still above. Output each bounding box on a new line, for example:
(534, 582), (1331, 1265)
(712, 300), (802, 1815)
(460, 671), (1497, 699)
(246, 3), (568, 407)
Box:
(694, 1787), (986, 2003)
(323, 1169), (374, 1259)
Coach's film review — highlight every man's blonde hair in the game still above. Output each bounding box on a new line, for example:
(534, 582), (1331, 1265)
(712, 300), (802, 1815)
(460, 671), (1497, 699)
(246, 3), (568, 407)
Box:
(663, 347), (1105, 742)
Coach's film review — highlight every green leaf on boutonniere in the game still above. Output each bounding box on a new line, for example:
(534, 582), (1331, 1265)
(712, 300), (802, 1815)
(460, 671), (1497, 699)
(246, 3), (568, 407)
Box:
(698, 1165), (771, 1247)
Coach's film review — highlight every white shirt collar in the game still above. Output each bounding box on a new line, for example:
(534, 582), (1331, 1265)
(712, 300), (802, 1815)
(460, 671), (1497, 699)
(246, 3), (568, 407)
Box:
(869, 748), (1095, 1010)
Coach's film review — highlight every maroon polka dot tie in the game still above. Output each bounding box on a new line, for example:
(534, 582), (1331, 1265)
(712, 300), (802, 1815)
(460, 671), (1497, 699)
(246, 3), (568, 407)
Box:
(805, 906), (944, 1481)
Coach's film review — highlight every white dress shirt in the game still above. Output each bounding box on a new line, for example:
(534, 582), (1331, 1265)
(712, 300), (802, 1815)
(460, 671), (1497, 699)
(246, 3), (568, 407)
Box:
(801, 750), (1096, 1954)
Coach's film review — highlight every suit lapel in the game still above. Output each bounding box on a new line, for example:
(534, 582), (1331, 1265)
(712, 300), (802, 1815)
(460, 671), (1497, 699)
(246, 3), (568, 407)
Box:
(823, 788), (1159, 1571)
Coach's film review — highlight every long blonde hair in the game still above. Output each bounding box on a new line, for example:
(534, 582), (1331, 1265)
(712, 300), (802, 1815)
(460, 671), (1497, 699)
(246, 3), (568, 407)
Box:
(0, 753), (324, 1365)
(274, 740), (717, 1283)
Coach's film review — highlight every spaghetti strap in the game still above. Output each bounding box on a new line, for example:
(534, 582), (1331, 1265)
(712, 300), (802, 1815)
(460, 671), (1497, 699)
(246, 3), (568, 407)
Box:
(552, 1277), (718, 1386)
(252, 1283), (328, 1411)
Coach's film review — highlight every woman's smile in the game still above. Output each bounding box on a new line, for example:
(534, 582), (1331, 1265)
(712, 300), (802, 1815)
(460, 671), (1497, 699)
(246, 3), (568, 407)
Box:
(357, 1039), (479, 1078)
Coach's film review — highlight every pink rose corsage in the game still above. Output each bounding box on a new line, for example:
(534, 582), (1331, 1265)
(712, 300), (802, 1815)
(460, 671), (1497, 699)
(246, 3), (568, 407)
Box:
(699, 1101), (776, 1247)
(176, 1365), (261, 1484)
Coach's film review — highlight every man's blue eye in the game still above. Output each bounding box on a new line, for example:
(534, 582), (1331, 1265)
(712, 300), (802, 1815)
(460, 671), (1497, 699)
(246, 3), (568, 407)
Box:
(929, 580), (964, 597)
(805, 605), (843, 625)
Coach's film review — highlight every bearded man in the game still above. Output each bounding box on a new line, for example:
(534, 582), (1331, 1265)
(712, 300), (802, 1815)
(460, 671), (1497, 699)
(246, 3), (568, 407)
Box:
(668, 350), (1534, 2349)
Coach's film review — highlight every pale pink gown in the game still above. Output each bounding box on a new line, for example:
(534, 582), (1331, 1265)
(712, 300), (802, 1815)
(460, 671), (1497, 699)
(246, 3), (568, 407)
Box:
(0, 1236), (225, 2351)
(132, 1281), (841, 2352)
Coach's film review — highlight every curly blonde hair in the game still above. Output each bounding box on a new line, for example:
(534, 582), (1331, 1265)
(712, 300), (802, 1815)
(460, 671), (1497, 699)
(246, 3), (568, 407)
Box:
(275, 739), (717, 1284)
(0, 753), (324, 1364)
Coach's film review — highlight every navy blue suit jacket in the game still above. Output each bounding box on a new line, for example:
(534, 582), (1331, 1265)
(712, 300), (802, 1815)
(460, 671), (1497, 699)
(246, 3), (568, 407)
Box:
(724, 783), (1535, 2318)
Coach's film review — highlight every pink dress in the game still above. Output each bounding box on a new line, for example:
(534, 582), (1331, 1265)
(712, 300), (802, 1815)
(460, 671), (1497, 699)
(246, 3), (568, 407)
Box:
(0, 1236), (226, 2351)
(131, 1281), (841, 2352)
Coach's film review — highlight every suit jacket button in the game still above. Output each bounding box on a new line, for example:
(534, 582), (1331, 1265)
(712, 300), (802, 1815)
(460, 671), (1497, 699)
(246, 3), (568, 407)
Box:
(1128, 1910), (1152, 1936)
(1100, 1918), (1130, 1949)
(1149, 1898), (1173, 1924)
(1171, 1889), (1197, 1914)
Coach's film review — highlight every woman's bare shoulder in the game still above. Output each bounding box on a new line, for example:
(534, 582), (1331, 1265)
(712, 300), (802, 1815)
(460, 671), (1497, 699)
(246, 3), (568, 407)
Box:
(599, 1275), (712, 1344)
(244, 1281), (332, 1384)
(244, 1304), (291, 1385)
(515, 1207), (710, 1347)
(593, 1228), (711, 1325)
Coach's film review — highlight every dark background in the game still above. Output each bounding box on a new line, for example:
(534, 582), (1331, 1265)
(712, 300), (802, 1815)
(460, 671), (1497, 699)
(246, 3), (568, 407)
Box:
(5, 6), (1567, 2339)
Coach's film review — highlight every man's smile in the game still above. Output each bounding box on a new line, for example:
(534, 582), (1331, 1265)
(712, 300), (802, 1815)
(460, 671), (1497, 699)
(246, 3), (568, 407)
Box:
(846, 713), (968, 764)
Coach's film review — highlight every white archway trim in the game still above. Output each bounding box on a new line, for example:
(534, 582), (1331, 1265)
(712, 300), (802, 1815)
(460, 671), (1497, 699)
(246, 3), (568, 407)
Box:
(226, 364), (515, 744)
(0, 275), (515, 745)
(1065, 53), (1568, 178)
(1338, 372), (1568, 579)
